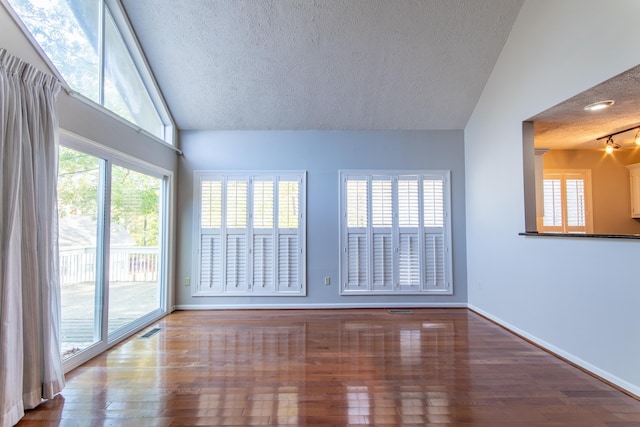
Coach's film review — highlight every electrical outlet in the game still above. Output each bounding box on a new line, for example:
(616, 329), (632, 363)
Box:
(184, 277), (191, 286)
(324, 276), (331, 286)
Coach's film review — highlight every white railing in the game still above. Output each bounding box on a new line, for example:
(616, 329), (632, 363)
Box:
(59, 246), (159, 285)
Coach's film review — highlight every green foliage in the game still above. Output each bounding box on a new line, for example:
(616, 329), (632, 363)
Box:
(58, 147), (161, 247)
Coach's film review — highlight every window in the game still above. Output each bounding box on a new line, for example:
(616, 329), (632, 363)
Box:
(194, 171), (307, 296)
(57, 133), (170, 369)
(540, 170), (592, 234)
(339, 171), (452, 295)
(7, 0), (172, 142)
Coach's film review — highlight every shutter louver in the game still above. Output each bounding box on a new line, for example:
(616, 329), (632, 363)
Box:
(253, 235), (274, 289)
(398, 179), (419, 227)
(423, 179), (444, 227)
(201, 180), (222, 228)
(347, 180), (368, 228)
(372, 234), (392, 288)
(253, 180), (274, 229)
(347, 234), (368, 288)
(278, 235), (298, 289)
(543, 179), (562, 227)
(278, 181), (299, 229)
(200, 234), (222, 290)
(398, 234), (419, 288)
(424, 233), (445, 290)
(227, 180), (247, 228)
(225, 235), (247, 289)
(372, 179), (392, 227)
(565, 179), (585, 227)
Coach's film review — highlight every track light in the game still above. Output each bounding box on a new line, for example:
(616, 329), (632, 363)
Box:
(604, 136), (620, 154)
(597, 125), (640, 153)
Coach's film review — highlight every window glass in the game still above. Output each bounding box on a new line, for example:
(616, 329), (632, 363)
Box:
(253, 180), (274, 229)
(108, 165), (163, 334)
(8, 0), (100, 102)
(278, 181), (299, 229)
(103, 9), (164, 139)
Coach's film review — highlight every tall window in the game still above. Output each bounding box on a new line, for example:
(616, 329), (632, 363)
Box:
(541, 170), (592, 234)
(57, 135), (170, 369)
(339, 171), (452, 295)
(194, 171), (307, 296)
(7, 0), (172, 142)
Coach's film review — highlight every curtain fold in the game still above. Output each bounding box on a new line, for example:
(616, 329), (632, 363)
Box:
(0, 48), (64, 427)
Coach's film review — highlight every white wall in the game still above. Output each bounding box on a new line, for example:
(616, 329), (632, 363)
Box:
(177, 130), (467, 308)
(466, 0), (640, 395)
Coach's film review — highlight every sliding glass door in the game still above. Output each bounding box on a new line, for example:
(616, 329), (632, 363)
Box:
(57, 139), (169, 367)
(58, 146), (103, 358)
(108, 165), (163, 335)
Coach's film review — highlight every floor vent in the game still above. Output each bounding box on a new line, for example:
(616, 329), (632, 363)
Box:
(140, 328), (161, 338)
(388, 309), (414, 315)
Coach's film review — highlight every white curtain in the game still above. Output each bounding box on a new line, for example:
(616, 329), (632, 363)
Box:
(0, 48), (65, 427)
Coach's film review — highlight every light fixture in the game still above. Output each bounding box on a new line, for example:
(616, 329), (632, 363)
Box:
(604, 136), (619, 154)
(584, 100), (615, 111)
(597, 125), (640, 153)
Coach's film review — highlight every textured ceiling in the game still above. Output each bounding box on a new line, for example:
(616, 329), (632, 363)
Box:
(121, 0), (523, 131)
(531, 65), (640, 151)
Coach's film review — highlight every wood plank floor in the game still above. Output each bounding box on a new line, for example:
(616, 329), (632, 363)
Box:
(17, 309), (640, 426)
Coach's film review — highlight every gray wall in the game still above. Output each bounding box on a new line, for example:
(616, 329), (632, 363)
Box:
(466, 0), (640, 396)
(177, 130), (467, 308)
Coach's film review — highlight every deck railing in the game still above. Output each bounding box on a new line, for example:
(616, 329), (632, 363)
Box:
(59, 246), (159, 285)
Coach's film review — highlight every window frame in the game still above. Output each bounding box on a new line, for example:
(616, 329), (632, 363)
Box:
(339, 170), (453, 295)
(192, 170), (307, 297)
(539, 169), (593, 234)
(58, 129), (173, 373)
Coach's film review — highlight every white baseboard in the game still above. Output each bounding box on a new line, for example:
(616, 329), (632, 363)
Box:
(175, 302), (467, 310)
(468, 304), (640, 399)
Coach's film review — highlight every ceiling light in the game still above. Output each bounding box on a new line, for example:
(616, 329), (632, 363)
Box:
(635, 129), (640, 146)
(604, 136), (620, 154)
(584, 100), (615, 111)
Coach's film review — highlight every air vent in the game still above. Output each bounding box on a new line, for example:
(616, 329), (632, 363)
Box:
(140, 327), (161, 338)
(387, 309), (413, 315)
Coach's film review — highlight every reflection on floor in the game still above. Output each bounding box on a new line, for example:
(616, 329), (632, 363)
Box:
(18, 309), (640, 426)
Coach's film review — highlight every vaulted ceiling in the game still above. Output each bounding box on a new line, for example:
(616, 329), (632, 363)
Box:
(121, 0), (524, 131)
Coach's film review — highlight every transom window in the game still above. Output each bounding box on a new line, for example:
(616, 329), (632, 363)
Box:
(339, 171), (453, 295)
(7, 0), (173, 143)
(193, 171), (307, 296)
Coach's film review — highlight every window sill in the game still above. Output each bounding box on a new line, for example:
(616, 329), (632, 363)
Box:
(519, 232), (640, 240)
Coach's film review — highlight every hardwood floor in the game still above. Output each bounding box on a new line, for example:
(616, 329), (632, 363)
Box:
(17, 309), (640, 426)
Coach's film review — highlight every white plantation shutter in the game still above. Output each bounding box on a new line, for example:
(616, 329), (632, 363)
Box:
(541, 171), (591, 234)
(372, 234), (392, 289)
(194, 172), (306, 296)
(225, 234), (247, 290)
(340, 170), (452, 295)
(200, 234), (222, 291)
(423, 179), (444, 227)
(398, 233), (420, 289)
(347, 180), (368, 228)
(201, 181), (222, 228)
(346, 234), (368, 289)
(372, 179), (392, 227)
(565, 179), (585, 227)
(397, 178), (419, 227)
(226, 180), (247, 228)
(424, 233), (445, 290)
(277, 234), (299, 291)
(543, 179), (562, 228)
(253, 180), (274, 229)
(278, 180), (299, 229)
(252, 234), (274, 291)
